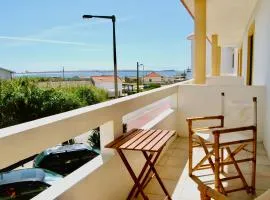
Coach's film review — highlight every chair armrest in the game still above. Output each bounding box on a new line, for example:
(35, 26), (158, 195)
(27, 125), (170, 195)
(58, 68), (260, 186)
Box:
(186, 115), (224, 134)
(213, 125), (256, 134)
(186, 115), (224, 122)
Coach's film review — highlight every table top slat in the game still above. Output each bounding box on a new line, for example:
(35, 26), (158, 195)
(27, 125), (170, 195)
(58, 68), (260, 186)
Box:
(105, 129), (142, 148)
(124, 129), (157, 150)
(105, 128), (176, 152)
(120, 129), (151, 149)
(134, 130), (163, 150)
(142, 130), (169, 151)
(150, 131), (175, 151)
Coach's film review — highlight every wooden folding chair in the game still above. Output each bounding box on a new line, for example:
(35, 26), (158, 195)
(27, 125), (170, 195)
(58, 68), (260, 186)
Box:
(187, 92), (257, 195)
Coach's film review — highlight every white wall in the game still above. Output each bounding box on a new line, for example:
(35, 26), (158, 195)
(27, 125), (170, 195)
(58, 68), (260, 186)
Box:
(95, 82), (122, 97)
(206, 39), (212, 76)
(178, 84), (265, 142)
(144, 76), (162, 84)
(245, 0), (270, 156)
(233, 48), (239, 75)
(0, 69), (12, 79)
(206, 76), (244, 86)
(220, 47), (234, 75)
(34, 107), (177, 200)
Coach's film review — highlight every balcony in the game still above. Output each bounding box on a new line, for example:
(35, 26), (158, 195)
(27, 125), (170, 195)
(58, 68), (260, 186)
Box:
(0, 77), (267, 200)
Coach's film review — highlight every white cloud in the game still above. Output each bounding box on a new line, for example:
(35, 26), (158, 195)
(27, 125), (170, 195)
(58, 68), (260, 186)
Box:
(0, 36), (92, 46)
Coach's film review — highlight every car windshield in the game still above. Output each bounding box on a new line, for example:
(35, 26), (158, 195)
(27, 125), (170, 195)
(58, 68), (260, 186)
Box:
(39, 149), (98, 175)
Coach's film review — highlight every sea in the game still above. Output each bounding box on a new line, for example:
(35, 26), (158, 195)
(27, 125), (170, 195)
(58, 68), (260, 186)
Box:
(15, 70), (184, 78)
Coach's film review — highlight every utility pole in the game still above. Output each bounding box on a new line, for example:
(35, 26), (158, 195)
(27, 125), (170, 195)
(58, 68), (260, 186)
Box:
(62, 67), (65, 80)
(112, 15), (118, 98)
(137, 62), (139, 93)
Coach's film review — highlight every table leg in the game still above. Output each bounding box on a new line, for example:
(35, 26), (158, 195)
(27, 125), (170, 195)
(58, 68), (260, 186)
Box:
(127, 153), (154, 199)
(117, 149), (149, 200)
(134, 151), (162, 198)
(142, 151), (172, 200)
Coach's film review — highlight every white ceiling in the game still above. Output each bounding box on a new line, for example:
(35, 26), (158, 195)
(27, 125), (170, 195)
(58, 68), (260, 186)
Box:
(181, 0), (258, 47)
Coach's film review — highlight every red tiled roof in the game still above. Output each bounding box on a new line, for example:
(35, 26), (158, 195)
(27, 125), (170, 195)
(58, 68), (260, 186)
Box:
(91, 75), (122, 83)
(145, 72), (161, 78)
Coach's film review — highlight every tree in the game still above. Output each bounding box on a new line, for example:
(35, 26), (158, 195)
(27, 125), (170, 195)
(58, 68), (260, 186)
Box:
(88, 128), (100, 150)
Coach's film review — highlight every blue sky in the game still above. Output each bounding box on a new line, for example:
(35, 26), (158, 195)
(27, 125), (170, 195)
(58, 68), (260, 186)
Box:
(0, 0), (193, 72)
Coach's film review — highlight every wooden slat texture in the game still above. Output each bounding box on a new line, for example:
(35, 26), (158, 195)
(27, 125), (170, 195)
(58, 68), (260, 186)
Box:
(122, 129), (156, 149)
(150, 131), (175, 151)
(106, 128), (176, 152)
(135, 130), (163, 150)
(105, 129), (142, 148)
(112, 129), (144, 148)
(143, 130), (169, 151)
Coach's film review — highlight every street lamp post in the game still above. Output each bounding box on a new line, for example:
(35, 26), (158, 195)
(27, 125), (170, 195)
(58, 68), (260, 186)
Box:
(82, 14), (118, 98)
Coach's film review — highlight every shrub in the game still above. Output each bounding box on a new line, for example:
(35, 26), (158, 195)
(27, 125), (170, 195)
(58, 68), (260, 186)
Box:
(88, 128), (100, 150)
(0, 78), (108, 128)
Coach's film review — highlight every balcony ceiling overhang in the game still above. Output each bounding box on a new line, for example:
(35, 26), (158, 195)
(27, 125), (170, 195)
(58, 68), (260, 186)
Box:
(181, 0), (258, 47)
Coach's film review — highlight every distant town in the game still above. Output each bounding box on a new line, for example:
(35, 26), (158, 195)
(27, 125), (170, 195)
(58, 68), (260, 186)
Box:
(0, 67), (192, 98)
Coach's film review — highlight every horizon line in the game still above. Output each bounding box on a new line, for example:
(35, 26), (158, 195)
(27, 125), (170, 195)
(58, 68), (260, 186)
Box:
(15, 69), (187, 74)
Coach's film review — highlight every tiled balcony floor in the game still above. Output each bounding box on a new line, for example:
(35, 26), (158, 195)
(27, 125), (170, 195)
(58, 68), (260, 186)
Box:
(139, 137), (270, 200)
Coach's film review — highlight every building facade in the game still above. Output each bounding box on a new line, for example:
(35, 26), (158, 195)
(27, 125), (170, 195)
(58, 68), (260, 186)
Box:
(0, 67), (14, 80)
(143, 72), (163, 84)
(91, 76), (123, 98)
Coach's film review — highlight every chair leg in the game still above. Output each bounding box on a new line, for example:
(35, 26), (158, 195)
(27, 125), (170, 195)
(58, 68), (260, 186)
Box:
(189, 131), (193, 176)
(251, 129), (257, 194)
(214, 134), (221, 192)
(198, 136), (226, 195)
(221, 148), (224, 174)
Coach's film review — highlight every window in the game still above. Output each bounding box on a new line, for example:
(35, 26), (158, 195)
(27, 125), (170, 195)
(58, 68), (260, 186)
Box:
(246, 22), (255, 85)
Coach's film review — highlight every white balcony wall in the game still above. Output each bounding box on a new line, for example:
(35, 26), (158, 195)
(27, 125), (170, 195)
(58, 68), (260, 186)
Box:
(178, 84), (265, 142)
(206, 76), (244, 86)
(220, 47), (234, 75)
(206, 38), (212, 76)
(0, 83), (180, 170)
(0, 82), (181, 200)
(239, 0), (270, 156)
(233, 48), (239, 75)
(33, 99), (177, 200)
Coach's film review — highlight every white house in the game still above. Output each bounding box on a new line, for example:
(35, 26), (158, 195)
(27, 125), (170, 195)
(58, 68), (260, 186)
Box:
(143, 72), (163, 84)
(91, 75), (122, 98)
(0, 67), (14, 80)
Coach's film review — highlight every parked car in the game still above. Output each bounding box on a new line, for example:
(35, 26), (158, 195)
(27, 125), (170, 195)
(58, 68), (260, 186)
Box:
(0, 168), (62, 200)
(33, 144), (99, 176)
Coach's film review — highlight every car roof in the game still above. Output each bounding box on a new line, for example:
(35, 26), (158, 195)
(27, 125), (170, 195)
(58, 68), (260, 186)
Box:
(0, 168), (45, 186)
(44, 143), (91, 156)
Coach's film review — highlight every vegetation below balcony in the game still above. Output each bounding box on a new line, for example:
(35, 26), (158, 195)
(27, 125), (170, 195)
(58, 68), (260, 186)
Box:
(0, 78), (108, 129)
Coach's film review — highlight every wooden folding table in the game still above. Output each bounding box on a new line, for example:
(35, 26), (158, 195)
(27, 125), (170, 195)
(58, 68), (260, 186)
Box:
(105, 128), (175, 200)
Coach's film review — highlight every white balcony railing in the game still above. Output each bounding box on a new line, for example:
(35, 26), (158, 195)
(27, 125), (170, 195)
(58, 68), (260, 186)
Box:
(0, 79), (266, 200)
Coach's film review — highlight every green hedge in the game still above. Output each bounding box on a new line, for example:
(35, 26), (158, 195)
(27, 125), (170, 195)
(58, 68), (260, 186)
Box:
(0, 78), (108, 128)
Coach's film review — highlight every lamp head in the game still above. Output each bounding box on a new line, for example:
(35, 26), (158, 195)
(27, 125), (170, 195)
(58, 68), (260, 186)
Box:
(82, 15), (93, 19)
